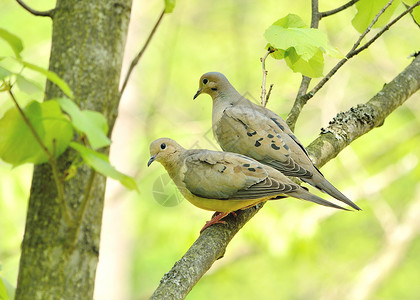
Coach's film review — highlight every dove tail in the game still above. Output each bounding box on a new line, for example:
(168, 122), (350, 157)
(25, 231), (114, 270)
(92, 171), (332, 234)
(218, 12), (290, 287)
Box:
(290, 190), (349, 211)
(304, 177), (361, 211)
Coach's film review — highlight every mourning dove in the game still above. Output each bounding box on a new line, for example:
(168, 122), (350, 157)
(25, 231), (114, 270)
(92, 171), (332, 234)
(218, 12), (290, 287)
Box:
(148, 138), (348, 231)
(193, 72), (361, 211)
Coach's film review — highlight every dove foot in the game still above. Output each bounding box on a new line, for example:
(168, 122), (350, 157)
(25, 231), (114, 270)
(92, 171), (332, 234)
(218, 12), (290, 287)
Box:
(200, 211), (233, 233)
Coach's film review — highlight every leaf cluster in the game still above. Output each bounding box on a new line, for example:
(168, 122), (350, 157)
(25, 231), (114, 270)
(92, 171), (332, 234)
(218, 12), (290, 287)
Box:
(0, 28), (138, 191)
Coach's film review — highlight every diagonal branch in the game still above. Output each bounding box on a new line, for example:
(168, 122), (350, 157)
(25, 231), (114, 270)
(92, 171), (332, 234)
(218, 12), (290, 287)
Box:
(290, 0), (321, 132)
(119, 9), (165, 98)
(16, 0), (53, 17)
(351, 0), (420, 57)
(320, 0), (360, 18)
(308, 54), (420, 167)
(150, 54), (420, 300)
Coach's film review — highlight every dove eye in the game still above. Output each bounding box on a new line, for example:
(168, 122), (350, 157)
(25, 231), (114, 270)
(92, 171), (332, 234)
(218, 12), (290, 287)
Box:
(160, 143), (166, 150)
(202, 78), (208, 84)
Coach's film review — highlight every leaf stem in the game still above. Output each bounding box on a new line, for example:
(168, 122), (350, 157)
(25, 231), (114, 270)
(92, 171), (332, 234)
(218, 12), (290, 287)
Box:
(15, 0), (53, 17)
(320, 0), (360, 18)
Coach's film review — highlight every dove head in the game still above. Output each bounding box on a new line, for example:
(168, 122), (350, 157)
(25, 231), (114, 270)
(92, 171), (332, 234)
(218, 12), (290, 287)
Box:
(148, 138), (183, 168)
(193, 72), (235, 100)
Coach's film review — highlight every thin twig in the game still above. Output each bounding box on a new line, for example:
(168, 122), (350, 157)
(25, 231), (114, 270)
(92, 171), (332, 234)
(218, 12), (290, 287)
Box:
(315, 0), (415, 93)
(350, 0), (394, 53)
(320, 0), (360, 18)
(7, 85), (73, 225)
(265, 84), (274, 105)
(119, 9), (165, 97)
(260, 49), (273, 107)
(16, 0), (53, 17)
(351, 0), (420, 57)
(286, 0), (419, 129)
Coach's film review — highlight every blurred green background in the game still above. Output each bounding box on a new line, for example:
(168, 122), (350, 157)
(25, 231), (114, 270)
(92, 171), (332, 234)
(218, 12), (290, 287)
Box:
(1, 0), (419, 299)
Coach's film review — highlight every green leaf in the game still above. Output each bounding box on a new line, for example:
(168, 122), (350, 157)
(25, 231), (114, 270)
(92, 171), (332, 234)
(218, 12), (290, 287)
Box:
(70, 142), (139, 191)
(286, 48), (325, 78)
(0, 277), (14, 300)
(81, 110), (109, 137)
(264, 14), (341, 77)
(164, 0), (176, 13)
(412, 6), (420, 25)
(352, 0), (401, 33)
(272, 13), (306, 28)
(12, 58), (73, 98)
(0, 278), (9, 300)
(0, 28), (23, 58)
(57, 97), (110, 149)
(16, 74), (43, 94)
(0, 65), (12, 80)
(0, 100), (73, 165)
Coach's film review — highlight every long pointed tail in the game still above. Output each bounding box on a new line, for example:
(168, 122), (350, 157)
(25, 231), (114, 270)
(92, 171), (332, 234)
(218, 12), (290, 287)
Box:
(290, 189), (350, 211)
(303, 177), (361, 211)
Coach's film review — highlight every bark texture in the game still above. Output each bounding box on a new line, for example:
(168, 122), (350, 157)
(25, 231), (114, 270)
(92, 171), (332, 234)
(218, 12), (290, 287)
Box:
(15, 1), (132, 299)
(150, 55), (420, 299)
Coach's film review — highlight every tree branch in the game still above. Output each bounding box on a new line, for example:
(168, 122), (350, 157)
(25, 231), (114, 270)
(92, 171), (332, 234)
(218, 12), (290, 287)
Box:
(286, 0), (420, 129)
(150, 203), (264, 300)
(150, 54), (420, 300)
(260, 49), (274, 107)
(320, 0), (360, 18)
(308, 56), (420, 167)
(351, 0), (420, 57)
(119, 9), (165, 98)
(289, 0), (320, 131)
(310, 0), (320, 28)
(289, 76), (312, 132)
(16, 0), (53, 17)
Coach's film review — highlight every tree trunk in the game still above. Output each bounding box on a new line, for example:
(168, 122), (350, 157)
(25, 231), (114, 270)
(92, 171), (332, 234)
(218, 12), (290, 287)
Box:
(15, 1), (132, 299)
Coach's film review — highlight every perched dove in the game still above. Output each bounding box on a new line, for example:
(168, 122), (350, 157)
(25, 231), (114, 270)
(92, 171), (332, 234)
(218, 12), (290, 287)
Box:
(148, 138), (348, 231)
(193, 72), (361, 211)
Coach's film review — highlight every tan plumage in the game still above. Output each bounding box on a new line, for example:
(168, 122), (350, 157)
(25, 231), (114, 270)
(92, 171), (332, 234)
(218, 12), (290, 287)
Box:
(148, 138), (348, 214)
(193, 72), (361, 211)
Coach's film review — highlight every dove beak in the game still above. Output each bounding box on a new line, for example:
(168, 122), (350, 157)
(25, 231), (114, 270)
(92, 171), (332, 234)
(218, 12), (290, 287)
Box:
(147, 154), (156, 167)
(193, 89), (201, 100)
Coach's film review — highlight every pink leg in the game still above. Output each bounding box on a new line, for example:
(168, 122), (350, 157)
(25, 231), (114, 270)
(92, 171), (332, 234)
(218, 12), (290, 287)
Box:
(200, 211), (231, 234)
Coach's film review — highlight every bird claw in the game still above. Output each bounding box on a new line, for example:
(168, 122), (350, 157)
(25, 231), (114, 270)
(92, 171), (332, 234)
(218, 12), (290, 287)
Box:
(200, 211), (235, 234)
